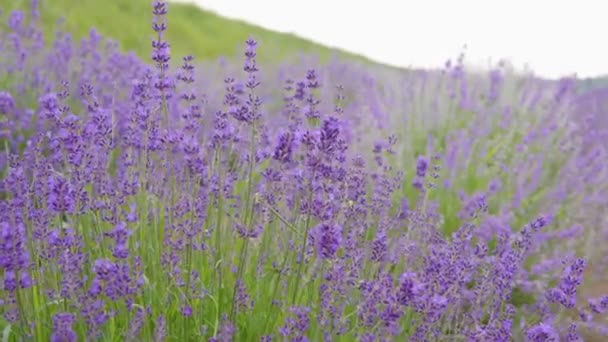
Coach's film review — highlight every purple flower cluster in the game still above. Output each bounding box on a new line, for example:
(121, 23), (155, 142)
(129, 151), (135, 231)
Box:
(546, 258), (586, 309)
(279, 306), (311, 341)
(51, 313), (77, 342)
(311, 222), (342, 259)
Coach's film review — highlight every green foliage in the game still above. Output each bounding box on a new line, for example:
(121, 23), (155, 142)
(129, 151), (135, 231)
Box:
(509, 286), (537, 307)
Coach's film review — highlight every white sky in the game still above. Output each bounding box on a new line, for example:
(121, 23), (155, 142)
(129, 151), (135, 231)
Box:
(171, 0), (607, 79)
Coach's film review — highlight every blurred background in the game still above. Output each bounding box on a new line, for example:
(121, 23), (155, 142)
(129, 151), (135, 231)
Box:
(175, 0), (608, 80)
(5, 0), (607, 85)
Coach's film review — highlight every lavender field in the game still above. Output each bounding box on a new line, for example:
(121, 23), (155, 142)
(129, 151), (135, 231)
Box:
(2, 1), (608, 341)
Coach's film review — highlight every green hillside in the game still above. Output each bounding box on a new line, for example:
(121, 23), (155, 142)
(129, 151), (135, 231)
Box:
(4, 0), (378, 66)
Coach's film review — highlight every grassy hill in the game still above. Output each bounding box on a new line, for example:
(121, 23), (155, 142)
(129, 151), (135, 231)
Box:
(3, 0), (379, 66)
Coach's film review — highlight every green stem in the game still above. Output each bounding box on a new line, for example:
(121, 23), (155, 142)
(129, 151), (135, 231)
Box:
(267, 206), (302, 237)
(244, 122), (256, 224)
(213, 146), (224, 337)
(14, 278), (32, 338)
(230, 122), (257, 321)
(262, 256), (289, 334)
(291, 171), (315, 305)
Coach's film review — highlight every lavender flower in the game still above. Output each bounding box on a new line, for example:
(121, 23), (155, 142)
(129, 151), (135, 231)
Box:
(104, 222), (131, 259)
(397, 272), (422, 306)
(51, 313), (77, 342)
(312, 222), (342, 259)
(154, 315), (167, 342)
(0, 222), (31, 291)
(273, 131), (294, 163)
(525, 322), (559, 342)
(210, 316), (236, 342)
(416, 155), (428, 178)
(546, 258), (586, 309)
(0, 91), (15, 114)
(279, 306), (311, 341)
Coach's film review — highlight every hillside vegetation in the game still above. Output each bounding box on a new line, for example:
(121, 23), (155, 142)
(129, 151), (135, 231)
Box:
(4, 0), (378, 66)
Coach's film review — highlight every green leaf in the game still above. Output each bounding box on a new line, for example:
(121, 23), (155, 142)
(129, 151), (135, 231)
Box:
(2, 324), (11, 342)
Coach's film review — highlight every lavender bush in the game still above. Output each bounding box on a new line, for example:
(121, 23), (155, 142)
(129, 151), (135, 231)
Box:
(1, 1), (608, 341)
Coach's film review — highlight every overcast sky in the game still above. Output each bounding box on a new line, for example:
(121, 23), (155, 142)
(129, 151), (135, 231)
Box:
(172, 0), (606, 79)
